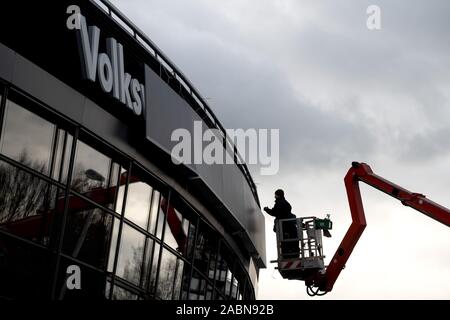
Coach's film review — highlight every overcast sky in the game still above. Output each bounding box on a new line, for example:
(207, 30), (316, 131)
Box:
(110, 0), (450, 299)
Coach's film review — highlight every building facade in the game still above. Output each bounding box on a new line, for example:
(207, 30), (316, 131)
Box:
(0, 0), (265, 300)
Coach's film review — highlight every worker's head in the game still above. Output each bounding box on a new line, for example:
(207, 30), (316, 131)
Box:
(275, 189), (284, 199)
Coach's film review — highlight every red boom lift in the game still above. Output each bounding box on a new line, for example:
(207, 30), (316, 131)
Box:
(272, 162), (450, 296)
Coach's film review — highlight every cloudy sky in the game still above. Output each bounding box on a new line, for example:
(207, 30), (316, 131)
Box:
(110, 0), (450, 299)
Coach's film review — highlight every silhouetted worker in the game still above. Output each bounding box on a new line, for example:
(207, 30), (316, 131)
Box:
(264, 189), (299, 259)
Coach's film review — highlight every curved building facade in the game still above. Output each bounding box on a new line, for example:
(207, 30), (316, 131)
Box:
(0, 0), (265, 300)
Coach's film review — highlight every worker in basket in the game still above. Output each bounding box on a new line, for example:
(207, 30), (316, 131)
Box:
(264, 189), (300, 259)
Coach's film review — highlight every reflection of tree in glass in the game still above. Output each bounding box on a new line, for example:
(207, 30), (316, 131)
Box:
(111, 285), (138, 300)
(0, 152), (50, 225)
(156, 252), (178, 300)
(64, 207), (112, 268)
(122, 245), (144, 286)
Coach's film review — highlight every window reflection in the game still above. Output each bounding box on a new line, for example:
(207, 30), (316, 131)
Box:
(51, 129), (73, 184)
(172, 258), (184, 300)
(160, 200), (195, 259)
(161, 200), (186, 253)
(114, 167), (128, 214)
(71, 141), (120, 209)
(115, 224), (146, 286)
(0, 99), (56, 175)
(193, 222), (218, 278)
(111, 285), (138, 300)
(189, 270), (208, 300)
(205, 283), (214, 300)
(0, 161), (59, 246)
(148, 190), (160, 234)
(155, 248), (177, 300)
(148, 242), (160, 293)
(0, 90), (259, 300)
(225, 269), (232, 297)
(124, 181), (152, 230)
(231, 277), (238, 299)
(214, 251), (230, 297)
(62, 196), (113, 269)
(155, 198), (165, 240)
(107, 218), (120, 272)
(141, 237), (155, 290)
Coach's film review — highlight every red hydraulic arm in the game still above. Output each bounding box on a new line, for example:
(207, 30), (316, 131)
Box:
(311, 161), (450, 293)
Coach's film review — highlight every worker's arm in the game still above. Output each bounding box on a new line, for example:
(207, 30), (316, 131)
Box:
(264, 204), (278, 217)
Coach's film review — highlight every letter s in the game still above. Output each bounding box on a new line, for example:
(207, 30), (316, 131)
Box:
(131, 78), (142, 115)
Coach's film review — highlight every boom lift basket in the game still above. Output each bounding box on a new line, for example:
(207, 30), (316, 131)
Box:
(272, 216), (331, 280)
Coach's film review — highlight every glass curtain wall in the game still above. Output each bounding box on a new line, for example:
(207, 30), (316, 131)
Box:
(0, 85), (254, 300)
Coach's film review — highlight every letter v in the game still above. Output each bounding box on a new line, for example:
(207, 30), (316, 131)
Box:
(77, 15), (100, 82)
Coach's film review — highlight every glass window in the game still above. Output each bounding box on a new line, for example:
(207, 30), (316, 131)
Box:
(115, 223), (146, 286)
(185, 220), (196, 259)
(107, 217), (120, 272)
(193, 222), (218, 277)
(155, 197), (166, 240)
(162, 203), (185, 252)
(231, 277), (238, 299)
(189, 270), (207, 300)
(148, 242), (160, 293)
(111, 285), (139, 300)
(148, 190), (160, 234)
(141, 237), (155, 290)
(214, 248), (231, 297)
(71, 140), (120, 210)
(114, 167), (128, 214)
(161, 198), (196, 258)
(172, 258), (184, 300)
(155, 248), (177, 300)
(225, 269), (233, 297)
(205, 283), (214, 300)
(0, 161), (60, 246)
(123, 180), (153, 230)
(51, 129), (73, 184)
(62, 196), (113, 269)
(180, 264), (191, 300)
(0, 99), (56, 175)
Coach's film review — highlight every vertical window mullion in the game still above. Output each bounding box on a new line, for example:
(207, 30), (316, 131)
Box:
(0, 86), (9, 145)
(187, 215), (199, 300)
(109, 161), (132, 299)
(153, 189), (171, 296)
(104, 164), (122, 290)
(144, 191), (160, 295)
(170, 257), (181, 300)
(56, 132), (68, 183)
(212, 239), (221, 298)
(50, 126), (79, 300)
(139, 188), (154, 290)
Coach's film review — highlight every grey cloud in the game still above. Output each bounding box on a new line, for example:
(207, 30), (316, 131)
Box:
(109, 0), (450, 201)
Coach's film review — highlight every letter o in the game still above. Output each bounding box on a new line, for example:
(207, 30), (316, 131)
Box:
(97, 53), (113, 93)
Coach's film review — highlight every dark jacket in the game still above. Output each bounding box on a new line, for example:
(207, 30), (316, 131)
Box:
(264, 197), (296, 232)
